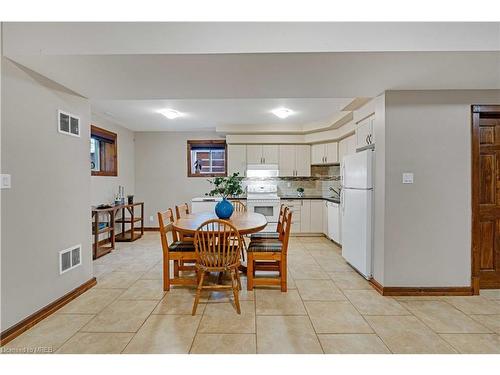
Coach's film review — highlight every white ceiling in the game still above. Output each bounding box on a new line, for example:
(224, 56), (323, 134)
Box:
(3, 22), (500, 132)
(90, 98), (354, 132)
(4, 22), (500, 55)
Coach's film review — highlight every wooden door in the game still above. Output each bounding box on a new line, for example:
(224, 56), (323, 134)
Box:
(279, 145), (296, 176)
(295, 145), (311, 176)
(472, 105), (500, 292)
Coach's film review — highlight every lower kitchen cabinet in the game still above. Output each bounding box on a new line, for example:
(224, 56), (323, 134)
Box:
(310, 200), (323, 233)
(282, 199), (325, 234)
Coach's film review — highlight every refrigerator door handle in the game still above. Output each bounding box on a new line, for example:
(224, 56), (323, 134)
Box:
(340, 189), (344, 214)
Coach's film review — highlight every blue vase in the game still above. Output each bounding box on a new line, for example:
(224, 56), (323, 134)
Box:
(215, 198), (234, 219)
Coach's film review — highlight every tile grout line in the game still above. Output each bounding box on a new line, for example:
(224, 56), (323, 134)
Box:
(329, 272), (394, 354)
(120, 283), (170, 353)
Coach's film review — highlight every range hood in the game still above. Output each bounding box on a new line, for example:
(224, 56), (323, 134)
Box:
(246, 164), (279, 177)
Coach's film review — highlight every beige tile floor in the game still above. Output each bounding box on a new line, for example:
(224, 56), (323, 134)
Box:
(4, 233), (500, 354)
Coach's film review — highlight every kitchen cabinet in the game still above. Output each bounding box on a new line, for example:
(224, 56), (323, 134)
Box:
(338, 134), (357, 165)
(283, 199), (327, 233)
(310, 200), (323, 233)
(282, 199), (303, 233)
(300, 200), (311, 233)
(356, 115), (375, 149)
(327, 201), (340, 243)
(279, 145), (311, 177)
(278, 145), (295, 176)
(247, 144), (279, 164)
(227, 144), (247, 176)
(311, 142), (338, 165)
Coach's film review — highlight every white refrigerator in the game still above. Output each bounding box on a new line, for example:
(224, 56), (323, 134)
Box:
(341, 149), (374, 279)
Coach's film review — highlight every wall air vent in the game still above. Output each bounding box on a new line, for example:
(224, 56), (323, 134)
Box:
(58, 110), (80, 137)
(59, 245), (82, 274)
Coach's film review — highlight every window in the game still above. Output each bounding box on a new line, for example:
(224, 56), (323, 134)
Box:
(91, 125), (118, 176)
(187, 140), (227, 177)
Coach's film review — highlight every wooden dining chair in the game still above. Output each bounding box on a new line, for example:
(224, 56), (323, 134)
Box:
(246, 209), (292, 292)
(230, 200), (248, 262)
(158, 208), (198, 291)
(192, 219), (243, 315)
(232, 200), (247, 212)
(175, 202), (190, 219)
(250, 204), (287, 241)
(174, 202), (195, 279)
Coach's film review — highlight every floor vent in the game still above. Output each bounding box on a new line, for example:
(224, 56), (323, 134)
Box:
(58, 110), (80, 137)
(59, 245), (82, 274)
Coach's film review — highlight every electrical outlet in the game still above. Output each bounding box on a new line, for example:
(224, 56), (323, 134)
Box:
(0, 174), (11, 189)
(402, 173), (414, 184)
(149, 215), (154, 222)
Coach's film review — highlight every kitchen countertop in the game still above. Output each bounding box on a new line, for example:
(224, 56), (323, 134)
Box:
(226, 195), (340, 204)
(280, 195), (340, 203)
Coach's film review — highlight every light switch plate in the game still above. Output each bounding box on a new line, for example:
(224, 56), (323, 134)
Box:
(402, 173), (414, 184)
(1, 174), (11, 189)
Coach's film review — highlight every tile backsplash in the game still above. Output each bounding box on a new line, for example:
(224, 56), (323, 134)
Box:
(242, 165), (341, 198)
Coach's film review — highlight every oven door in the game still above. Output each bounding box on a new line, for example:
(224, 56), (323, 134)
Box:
(247, 201), (279, 232)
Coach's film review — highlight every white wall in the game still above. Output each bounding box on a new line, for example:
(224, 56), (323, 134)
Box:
(378, 90), (500, 287)
(372, 94), (386, 283)
(1, 58), (93, 331)
(90, 113), (135, 205)
(134, 132), (224, 227)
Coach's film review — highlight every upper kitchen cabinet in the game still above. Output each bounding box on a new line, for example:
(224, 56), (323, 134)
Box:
(246, 144), (279, 164)
(279, 144), (311, 177)
(356, 115), (375, 149)
(227, 144), (247, 176)
(295, 145), (311, 176)
(311, 142), (338, 165)
(338, 134), (357, 165)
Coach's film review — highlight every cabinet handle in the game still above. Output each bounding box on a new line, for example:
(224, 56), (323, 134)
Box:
(366, 135), (369, 145)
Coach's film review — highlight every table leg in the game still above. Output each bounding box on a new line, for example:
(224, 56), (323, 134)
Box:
(110, 210), (116, 250)
(93, 213), (98, 259)
(130, 206), (135, 241)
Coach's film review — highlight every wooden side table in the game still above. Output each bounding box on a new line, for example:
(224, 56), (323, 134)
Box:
(91, 206), (119, 259)
(115, 202), (144, 242)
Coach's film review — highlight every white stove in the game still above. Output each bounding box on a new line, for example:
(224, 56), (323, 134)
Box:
(246, 184), (280, 232)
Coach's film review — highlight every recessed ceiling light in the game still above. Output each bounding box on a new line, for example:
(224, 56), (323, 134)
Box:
(158, 108), (183, 119)
(271, 107), (294, 119)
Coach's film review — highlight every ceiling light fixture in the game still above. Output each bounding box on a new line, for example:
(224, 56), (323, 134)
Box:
(158, 108), (183, 119)
(271, 107), (294, 119)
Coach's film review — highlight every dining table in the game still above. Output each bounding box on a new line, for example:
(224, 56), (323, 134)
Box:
(172, 211), (268, 272)
(172, 211), (268, 236)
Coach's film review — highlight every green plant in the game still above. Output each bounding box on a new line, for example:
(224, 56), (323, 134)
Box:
(206, 172), (244, 199)
(296, 187), (304, 193)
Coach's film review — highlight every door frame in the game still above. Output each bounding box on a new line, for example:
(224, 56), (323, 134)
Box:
(471, 104), (500, 295)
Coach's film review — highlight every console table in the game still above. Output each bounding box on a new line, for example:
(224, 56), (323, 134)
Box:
(91, 202), (144, 259)
(115, 202), (144, 242)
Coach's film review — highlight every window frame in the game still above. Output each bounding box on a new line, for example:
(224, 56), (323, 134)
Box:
(187, 140), (227, 178)
(91, 125), (118, 177)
